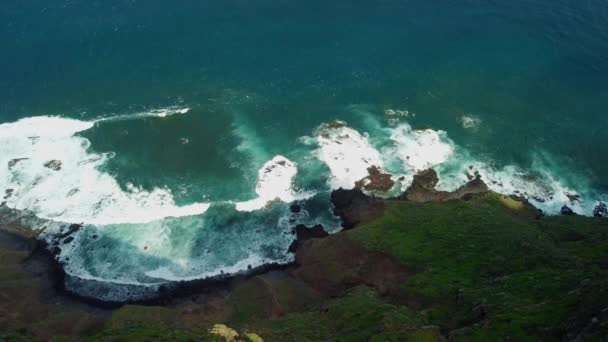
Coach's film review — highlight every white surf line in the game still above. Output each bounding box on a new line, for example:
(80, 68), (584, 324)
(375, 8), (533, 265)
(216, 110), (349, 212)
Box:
(93, 106), (190, 124)
(0, 111), (209, 227)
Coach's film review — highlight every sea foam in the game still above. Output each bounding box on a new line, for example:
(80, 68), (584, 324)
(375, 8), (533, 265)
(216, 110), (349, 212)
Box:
(389, 123), (454, 172)
(313, 121), (384, 190)
(0, 110), (209, 226)
(309, 118), (603, 216)
(235, 156), (313, 212)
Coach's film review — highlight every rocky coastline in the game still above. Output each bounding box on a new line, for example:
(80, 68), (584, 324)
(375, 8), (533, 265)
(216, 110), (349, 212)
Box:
(2, 168), (608, 340)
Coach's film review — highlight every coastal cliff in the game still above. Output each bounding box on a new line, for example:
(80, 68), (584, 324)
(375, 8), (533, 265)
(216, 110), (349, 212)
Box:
(2, 169), (608, 341)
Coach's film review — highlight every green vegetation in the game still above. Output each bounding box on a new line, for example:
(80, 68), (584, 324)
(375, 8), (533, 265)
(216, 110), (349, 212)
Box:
(222, 193), (608, 341)
(3, 193), (608, 341)
(250, 286), (440, 342)
(346, 193), (608, 340)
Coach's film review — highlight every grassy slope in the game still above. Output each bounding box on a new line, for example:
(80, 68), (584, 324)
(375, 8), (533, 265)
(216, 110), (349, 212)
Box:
(4, 193), (608, 341)
(347, 194), (608, 340)
(246, 194), (608, 341)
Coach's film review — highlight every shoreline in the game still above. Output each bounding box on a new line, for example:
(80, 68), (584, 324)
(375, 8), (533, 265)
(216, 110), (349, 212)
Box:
(0, 167), (508, 308)
(2, 168), (608, 340)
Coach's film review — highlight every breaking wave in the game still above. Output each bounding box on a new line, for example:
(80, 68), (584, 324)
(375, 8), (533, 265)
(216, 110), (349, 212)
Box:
(2, 107), (606, 302)
(0, 108), (209, 226)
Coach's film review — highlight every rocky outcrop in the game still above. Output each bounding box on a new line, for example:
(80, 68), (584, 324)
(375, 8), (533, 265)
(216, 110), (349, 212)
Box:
(593, 202), (608, 218)
(355, 166), (395, 192)
(331, 188), (385, 230)
(561, 205), (575, 216)
(287, 224), (329, 253)
(402, 169), (488, 202)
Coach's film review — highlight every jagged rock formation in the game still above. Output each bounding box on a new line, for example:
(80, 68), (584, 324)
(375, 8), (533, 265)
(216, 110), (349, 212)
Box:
(402, 168), (488, 202)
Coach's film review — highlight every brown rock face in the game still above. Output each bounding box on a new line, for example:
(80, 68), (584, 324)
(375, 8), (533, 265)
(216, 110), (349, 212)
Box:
(402, 169), (488, 202)
(293, 234), (409, 298)
(356, 166), (395, 192)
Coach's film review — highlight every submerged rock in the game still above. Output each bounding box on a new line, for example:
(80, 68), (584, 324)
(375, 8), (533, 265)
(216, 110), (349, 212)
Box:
(289, 203), (302, 214)
(4, 188), (14, 200)
(43, 160), (62, 171)
(56, 223), (82, 240)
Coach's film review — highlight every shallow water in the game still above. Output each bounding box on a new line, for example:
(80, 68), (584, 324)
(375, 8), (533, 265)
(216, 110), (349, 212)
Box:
(2, 0), (608, 300)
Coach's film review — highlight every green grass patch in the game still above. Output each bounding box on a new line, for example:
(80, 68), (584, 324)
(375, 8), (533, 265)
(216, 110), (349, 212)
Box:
(346, 193), (607, 340)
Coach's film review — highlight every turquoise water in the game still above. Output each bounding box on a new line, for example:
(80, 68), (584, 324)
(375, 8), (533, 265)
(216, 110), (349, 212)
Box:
(2, 0), (608, 301)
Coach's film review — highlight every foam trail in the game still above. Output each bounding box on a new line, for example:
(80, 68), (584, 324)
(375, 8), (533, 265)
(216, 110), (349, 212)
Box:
(94, 106), (190, 123)
(312, 121), (384, 190)
(145, 252), (285, 282)
(0, 114), (209, 226)
(235, 156), (313, 212)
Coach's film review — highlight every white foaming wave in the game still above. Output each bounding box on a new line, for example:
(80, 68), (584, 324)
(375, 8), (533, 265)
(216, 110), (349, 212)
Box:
(436, 159), (599, 215)
(389, 123), (455, 172)
(382, 121), (602, 216)
(313, 121), (384, 190)
(95, 106), (190, 123)
(145, 252), (292, 282)
(235, 155), (313, 212)
(0, 114), (209, 226)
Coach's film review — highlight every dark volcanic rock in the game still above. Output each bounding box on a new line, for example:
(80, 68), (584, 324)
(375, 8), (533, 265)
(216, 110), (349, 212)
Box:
(44, 160), (62, 171)
(288, 224), (329, 253)
(289, 203), (302, 214)
(593, 202), (608, 218)
(56, 223), (82, 240)
(294, 224), (328, 240)
(402, 169), (488, 202)
(331, 188), (385, 230)
(561, 205), (575, 216)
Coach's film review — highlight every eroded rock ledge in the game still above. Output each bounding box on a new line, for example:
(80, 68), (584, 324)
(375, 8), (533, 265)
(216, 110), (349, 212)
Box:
(331, 168), (492, 230)
(402, 168), (488, 202)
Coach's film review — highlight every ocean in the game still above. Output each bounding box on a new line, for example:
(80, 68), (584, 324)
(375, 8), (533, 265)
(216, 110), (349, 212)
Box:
(1, 0), (608, 301)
